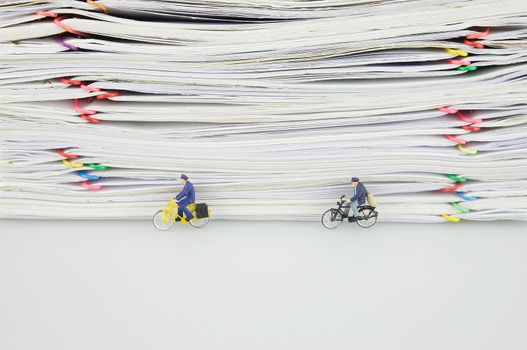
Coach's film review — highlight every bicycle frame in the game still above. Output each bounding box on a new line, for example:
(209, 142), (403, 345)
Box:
(332, 199), (374, 221)
(332, 200), (349, 220)
(161, 200), (197, 224)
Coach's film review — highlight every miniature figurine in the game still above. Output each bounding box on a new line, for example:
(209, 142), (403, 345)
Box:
(342, 177), (368, 222)
(173, 174), (195, 222)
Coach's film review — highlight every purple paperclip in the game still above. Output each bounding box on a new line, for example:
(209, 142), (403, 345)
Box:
(56, 37), (79, 51)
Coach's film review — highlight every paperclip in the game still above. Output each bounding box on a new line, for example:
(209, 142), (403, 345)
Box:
(457, 66), (477, 72)
(77, 170), (100, 180)
(456, 192), (478, 201)
(56, 148), (79, 159)
(445, 174), (467, 183)
(36, 10), (58, 18)
(80, 114), (101, 123)
(461, 125), (481, 132)
(82, 181), (103, 190)
(60, 77), (82, 85)
(73, 99), (97, 115)
(466, 28), (490, 40)
(463, 39), (484, 49)
(96, 91), (119, 99)
(444, 134), (467, 145)
(87, 0), (109, 13)
(455, 111), (482, 124)
(88, 163), (108, 170)
(448, 58), (471, 66)
(457, 144), (478, 155)
(441, 214), (461, 223)
(62, 159), (84, 168)
(451, 202), (470, 213)
(444, 48), (468, 57)
(54, 16), (88, 37)
(56, 37), (79, 51)
(80, 83), (101, 92)
(438, 107), (458, 114)
(439, 182), (463, 193)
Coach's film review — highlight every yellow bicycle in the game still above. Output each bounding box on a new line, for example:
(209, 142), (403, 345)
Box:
(153, 199), (210, 230)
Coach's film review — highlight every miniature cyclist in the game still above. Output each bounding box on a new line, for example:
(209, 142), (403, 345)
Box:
(342, 177), (368, 222)
(173, 174), (195, 222)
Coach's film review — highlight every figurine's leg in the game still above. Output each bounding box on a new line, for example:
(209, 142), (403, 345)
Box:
(179, 200), (193, 220)
(350, 200), (359, 217)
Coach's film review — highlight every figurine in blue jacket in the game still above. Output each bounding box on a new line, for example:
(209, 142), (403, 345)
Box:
(342, 177), (368, 222)
(174, 174), (195, 221)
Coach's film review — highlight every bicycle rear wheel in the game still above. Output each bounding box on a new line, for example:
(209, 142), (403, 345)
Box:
(189, 216), (209, 228)
(321, 209), (343, 229)
(356, 208), (378, 228)
(153, 210), (175, 231)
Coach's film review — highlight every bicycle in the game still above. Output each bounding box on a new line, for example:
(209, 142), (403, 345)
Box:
(321, 195), (378, 229)
(153, 199), (210, 230)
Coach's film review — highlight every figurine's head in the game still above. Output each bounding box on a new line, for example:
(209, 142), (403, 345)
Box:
(179, 174), (189, 184)
(351, 177), (359, 187)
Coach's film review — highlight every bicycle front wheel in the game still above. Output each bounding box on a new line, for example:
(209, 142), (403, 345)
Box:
(153, 210), (175, 231)
(321, 209), (343, 229)
(357, 208), (378, 228)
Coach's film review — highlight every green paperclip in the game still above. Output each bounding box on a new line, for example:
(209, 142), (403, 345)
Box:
(457, 65), (477, 72)
(445, 174), (467, 183)
(451, 202), (470, 213)
(88, 163), (108, 170)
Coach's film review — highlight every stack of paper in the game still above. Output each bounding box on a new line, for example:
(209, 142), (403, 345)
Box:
(1, 0), (527, 222)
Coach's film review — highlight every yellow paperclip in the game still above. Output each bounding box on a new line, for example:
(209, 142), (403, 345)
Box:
(62, 159), (84, 168)
(445, 48), (468, 57)
(87, 0), (108, 13)
(457, 144), (478, 155)
(441, 214), (461, 223)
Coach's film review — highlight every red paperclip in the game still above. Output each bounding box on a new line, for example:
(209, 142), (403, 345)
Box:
(439, 182), (463, 193)
(444, 134), (467, 145)
(466, 28), (490, 40)
(60, 77), (82, 85)
(455, 111), (482, 124)
(464, 39), (484, 49)
(96, 91), (120, 99)
(73, 99), (97, 115)
(56, 148), (79, 159)
(461, 125), (481, 131)
(80, 114), (101, 123)
(82, 181), (103, 190)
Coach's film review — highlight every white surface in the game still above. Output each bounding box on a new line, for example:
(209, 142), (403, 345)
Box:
(1, 219), (526, 350)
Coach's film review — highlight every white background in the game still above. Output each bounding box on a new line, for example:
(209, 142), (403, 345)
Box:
(1, 219), (526, 350)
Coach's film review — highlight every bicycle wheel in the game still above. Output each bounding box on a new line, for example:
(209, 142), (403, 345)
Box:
(321, 209), (343, 229)
(189, 216), (209, 228)
(356, 208), (378, 228)
(153, 210), (175, 231)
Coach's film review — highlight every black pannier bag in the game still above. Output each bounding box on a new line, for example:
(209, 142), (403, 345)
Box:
(195, 203), (209, 218)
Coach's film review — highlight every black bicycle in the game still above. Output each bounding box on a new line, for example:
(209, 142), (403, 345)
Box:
(321, 195), (378, 229)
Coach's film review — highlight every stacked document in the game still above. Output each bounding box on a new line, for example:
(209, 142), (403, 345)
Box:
(1, 0), (527, 222)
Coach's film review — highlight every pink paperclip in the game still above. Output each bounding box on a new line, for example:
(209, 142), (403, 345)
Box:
(444, 134), (468, 145)
(82, 181), (103, 190)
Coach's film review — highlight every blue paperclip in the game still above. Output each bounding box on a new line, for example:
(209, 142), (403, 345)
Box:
(77, 170), (100, 181)
(456, 191), (478, 201)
